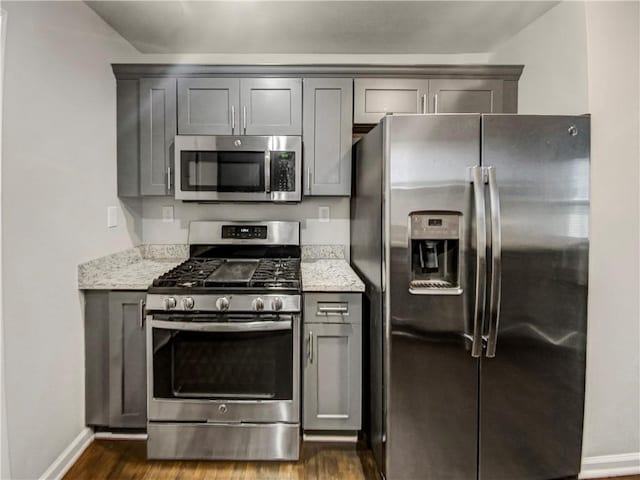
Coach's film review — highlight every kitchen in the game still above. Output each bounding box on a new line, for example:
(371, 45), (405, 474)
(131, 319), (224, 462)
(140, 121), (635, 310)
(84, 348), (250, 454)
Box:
(1, 1), (639, 480)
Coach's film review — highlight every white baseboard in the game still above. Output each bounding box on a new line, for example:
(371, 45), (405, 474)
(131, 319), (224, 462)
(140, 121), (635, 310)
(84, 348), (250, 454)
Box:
(94, 432), (147, 440)
(302, 433), (357, 443)
(579, 452), (640, 479)
(39, 428), (94, 480)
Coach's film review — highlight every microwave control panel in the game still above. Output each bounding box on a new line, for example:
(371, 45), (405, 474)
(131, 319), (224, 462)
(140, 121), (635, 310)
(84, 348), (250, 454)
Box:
(270, 151), (296, 192)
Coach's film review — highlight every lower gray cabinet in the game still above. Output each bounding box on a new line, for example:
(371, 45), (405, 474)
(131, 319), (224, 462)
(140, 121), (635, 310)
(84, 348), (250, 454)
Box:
(303, 293), (362, 431)
(85, 291), (147, 429)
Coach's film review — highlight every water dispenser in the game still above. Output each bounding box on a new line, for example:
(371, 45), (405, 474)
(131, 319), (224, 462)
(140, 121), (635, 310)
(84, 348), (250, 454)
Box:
(409, 211), (462, 295)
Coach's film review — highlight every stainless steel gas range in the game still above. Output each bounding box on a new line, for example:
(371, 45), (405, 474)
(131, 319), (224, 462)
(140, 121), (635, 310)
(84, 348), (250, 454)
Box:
(145, 221), (301, 461)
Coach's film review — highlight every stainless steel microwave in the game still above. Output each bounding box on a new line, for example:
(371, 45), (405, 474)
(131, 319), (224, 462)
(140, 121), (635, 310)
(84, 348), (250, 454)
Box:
(174, 135), (301, 202)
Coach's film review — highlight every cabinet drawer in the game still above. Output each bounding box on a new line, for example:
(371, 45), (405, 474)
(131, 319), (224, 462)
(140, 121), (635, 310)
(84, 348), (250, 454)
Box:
(304, 293), (361, 324)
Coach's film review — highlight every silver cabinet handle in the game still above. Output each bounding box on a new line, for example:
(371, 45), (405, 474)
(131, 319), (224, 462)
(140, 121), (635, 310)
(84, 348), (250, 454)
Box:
(231, 105), (235, 133)
(308, 331), (313, 363)
(307, 168), (312, 195)
(242, 105), (247, 134)
(167, 166), (172, 193)
(471, 165), (487, 358)
(485, 166), (502, 358)
(434, 94), (439, 114)
(317, 304), (349, 315)
(139, 300), (146, 329)
(422, 94), (427, 114)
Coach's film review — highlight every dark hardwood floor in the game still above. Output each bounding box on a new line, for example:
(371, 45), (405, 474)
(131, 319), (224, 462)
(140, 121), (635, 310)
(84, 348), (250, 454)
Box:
(63, 440), (381, 480)
(64, 440), (640, 480)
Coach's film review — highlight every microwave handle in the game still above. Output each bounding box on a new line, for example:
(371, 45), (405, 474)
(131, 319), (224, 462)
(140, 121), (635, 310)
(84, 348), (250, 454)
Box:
(265, 151), (271, 193)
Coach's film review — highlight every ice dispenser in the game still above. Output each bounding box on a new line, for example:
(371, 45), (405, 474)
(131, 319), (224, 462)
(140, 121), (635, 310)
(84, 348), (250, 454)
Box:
(409, 212), (462, 295)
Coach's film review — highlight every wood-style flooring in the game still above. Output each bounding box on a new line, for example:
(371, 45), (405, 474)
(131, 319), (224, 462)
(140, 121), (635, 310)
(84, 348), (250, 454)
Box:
(64, 440), (640, 480)
(63, 440), (381, 480)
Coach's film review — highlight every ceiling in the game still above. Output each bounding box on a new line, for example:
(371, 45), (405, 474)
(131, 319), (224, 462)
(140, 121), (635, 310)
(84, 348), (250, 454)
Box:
(86, 1), (559, 55)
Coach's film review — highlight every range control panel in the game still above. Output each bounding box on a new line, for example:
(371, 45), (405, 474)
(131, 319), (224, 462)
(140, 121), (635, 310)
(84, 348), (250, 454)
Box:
(221, 225), (268, 239)
(270, 151), (296, 192)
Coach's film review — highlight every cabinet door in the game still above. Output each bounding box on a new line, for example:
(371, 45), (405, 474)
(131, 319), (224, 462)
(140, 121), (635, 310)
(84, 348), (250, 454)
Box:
(108, 292), (147, 429)
(240, 78), (302, 135)
(354, 78), (429, 124)
(303, 322), (362, 430)
(140, 78), (176, 195)
(177, 78), (240, 135)
(303, 78), (353, 196)
(428, 79), (503, 113)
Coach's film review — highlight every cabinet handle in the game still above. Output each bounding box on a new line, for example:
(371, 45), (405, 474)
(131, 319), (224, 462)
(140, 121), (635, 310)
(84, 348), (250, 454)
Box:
(242, 105), (247, 134)
(139, 300), (146, 329)
(167, 166), (172, 192)
(434, 94), (439, 114)
(422, 94), (427, 114)
(231, 105), (236, 133)
(307, 168), (312, 195)
(308, 331), (313, 363)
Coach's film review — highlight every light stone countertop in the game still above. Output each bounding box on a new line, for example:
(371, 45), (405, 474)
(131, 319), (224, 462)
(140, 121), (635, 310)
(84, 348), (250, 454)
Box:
(78, 245), (187, 290)
(78, 244), (364, 292)
(301, 259), (365, 293)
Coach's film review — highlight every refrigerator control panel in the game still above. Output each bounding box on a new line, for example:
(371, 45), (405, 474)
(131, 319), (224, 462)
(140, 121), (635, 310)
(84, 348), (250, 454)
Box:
(411, 213), (460, 240)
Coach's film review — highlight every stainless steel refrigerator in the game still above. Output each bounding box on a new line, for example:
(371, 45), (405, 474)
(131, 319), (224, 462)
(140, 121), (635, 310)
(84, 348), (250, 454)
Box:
(351, 114), (589, 480)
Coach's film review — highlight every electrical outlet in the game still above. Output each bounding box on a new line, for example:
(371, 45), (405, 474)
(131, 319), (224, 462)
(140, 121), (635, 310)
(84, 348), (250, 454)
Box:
(162, 206), (174, 223)
(318, 206), (330, 223)
(107, 206), (117, 228)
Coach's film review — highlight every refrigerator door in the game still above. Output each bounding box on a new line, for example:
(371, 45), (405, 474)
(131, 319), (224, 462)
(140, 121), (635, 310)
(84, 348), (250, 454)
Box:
(479, 115), (589, 480)
(385, 114), (482, 480)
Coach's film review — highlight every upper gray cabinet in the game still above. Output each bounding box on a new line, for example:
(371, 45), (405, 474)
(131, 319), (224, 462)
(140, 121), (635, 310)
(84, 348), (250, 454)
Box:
(241, 78), (302, 135)
(177, 78), (239, 135)
(176, 77), (302, 136)
(303, 78), (353, 196)
(428, 79), (503, 114)
(139, 78), (176, 196)
(354, 78), (429, 124)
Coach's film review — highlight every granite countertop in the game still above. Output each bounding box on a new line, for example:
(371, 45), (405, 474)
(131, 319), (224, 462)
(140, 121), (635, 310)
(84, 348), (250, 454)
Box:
(78, 245), (187, 290)
(300, 246), (365, 292)
(79, 244), (364, 292)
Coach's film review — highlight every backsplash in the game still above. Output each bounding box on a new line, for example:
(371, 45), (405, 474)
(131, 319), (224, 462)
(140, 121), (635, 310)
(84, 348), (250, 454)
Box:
(140, 197), (351, 259)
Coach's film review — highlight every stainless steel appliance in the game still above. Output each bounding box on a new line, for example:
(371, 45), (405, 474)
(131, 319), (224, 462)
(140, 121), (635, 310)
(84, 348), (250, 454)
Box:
(351, 114), (590, 480)
(175, 135), (301, 202)
(145, 221), (301, 460)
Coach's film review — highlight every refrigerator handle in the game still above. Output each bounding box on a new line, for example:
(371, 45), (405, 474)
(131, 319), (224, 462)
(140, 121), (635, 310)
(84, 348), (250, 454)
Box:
(471, 165), (487, 358)
(485, 166), (502, 358)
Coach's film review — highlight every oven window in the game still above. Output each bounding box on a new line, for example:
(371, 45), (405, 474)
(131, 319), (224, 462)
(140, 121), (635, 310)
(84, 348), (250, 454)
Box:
(180, 151), (265, 192)
(152, 328), (293, 400)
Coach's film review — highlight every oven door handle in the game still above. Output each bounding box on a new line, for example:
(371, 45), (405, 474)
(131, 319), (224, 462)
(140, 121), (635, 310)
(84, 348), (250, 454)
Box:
(150, 319), (292, 333)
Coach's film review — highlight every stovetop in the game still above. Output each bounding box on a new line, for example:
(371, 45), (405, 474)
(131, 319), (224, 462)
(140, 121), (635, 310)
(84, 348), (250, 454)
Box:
(151, 257), (301, 291)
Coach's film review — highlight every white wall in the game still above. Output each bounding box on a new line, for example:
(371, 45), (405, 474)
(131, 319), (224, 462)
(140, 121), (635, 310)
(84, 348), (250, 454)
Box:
(491, 0), (640, 469)
(1, 2), (142, 478)
(490, 1), (589, 114)
(142, 197), (351, 258)
(582, 0), (640, 461)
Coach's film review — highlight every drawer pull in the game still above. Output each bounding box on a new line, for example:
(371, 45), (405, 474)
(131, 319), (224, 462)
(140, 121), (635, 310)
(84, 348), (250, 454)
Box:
(317, 303), (349, 315)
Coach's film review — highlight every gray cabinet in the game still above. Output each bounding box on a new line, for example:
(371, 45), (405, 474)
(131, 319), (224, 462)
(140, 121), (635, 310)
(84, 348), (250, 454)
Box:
(354, 78), (430, 124)
(241, 78), (302, 135)
(428, 79), (503, 113)
(175, 77), (302, 136)
(85, 291), (147, 429)
(303, 293), (362, 431)
(139, 78), (176, 196)
(177, 78), (239, 135)
(303, 78), (353, 196)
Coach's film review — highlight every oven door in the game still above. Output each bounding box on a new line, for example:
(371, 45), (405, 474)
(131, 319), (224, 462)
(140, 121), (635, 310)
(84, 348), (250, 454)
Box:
(147, 313), (300, 423)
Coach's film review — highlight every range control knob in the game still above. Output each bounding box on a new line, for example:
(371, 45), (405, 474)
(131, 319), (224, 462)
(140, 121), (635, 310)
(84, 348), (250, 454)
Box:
(252, 297), (265, 312)
(164, 297), (177, 310)
(216, 297), (230, 311)
(182, 297), (195, 310)
(272, 297), (283, 312)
